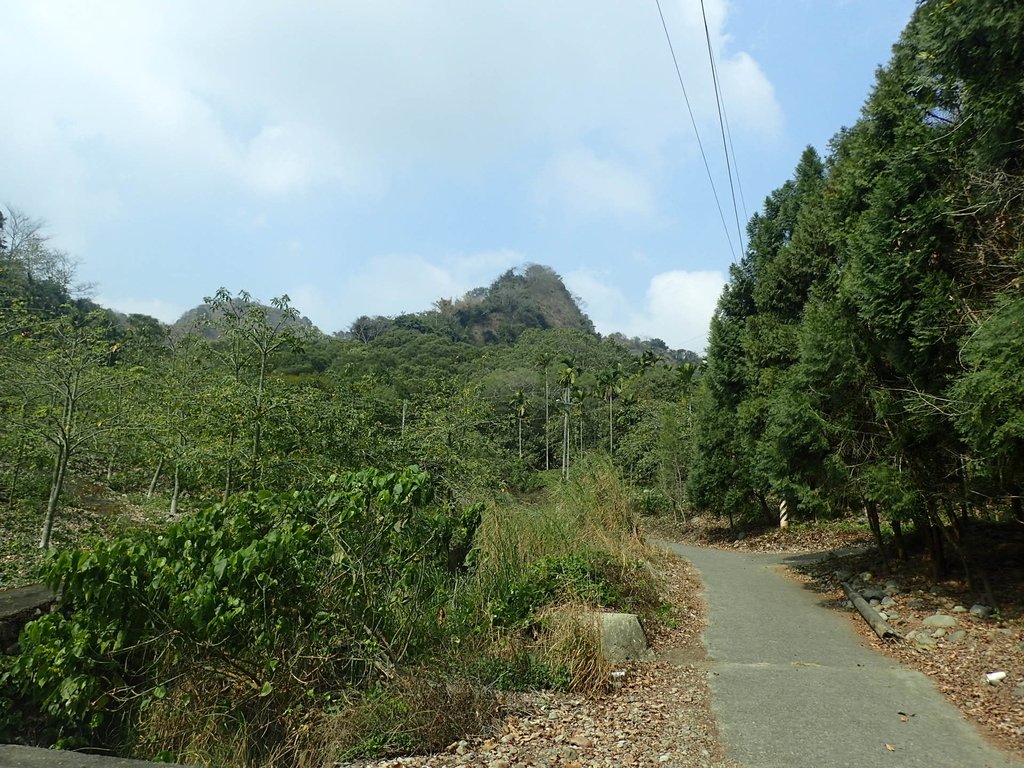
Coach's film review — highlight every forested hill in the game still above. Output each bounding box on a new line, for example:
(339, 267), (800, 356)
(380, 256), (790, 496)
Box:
(171, 292), (321, 339)
(348, 264), (596, 345)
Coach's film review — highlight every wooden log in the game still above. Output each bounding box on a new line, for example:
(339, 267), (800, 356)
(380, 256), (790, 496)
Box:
(841, 581), (902, 641)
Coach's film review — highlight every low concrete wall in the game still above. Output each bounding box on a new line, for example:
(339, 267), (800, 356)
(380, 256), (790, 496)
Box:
(0, 745), (190, 767)
(0, 584), (56, 648)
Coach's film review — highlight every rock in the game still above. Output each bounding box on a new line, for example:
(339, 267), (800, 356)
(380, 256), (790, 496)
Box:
(952, 605), (968, 614)
(862, 588), (885, 601)
(1012, 682), (1024, 700)
(859, 571), (874, 583)
(869, 599), (881, 607)
(914, 634), (938, 646)
(834, 569), (853, 582)
(596, 612), (655, 662)
(969, 604), (993, 619)
(883, 581), (900, 595)
(947, 630), (966, 643)
(907, 598), (927, 609)
(568, 734), (593, 749)
(929, 585), (945, 596)
(877, 611), (888, 621)
(881, 596), (896, 606)
(488, 761), (511, 768)
(922, 614), (957, 628)
(659, 754), (672, 763)
(931, 629), (947, 638)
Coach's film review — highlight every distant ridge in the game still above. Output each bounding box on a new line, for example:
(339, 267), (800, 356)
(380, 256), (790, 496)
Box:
(349, 264), (596, 346)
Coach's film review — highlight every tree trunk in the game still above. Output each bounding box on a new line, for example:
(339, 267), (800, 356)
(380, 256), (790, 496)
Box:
(147, 457), (164, 498)
(920, 505), (946, 580)
(170, 463), (181, 517)
(608, 398), (614, 454)
(865, 501), (888, 570)
(517, 417), (522, 459)
(544, 375), (550, 471)
(1012, 494), (1023, 523)
(39, 444), (70, 550)
(562, 401), (570, 480)
(756, 493), (773, 525)
(939, 500), (975, 591)
(105, 451), (116, 482)
(891, 518), (907, 560)
(223, 431), (235, 503)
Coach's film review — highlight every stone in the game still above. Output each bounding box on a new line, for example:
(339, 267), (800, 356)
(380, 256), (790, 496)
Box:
(969, 604), (993, 619)
(881, 596), (896, 606)
(947, 630), (967, 643)
(952, 605), (968, 613)
(922, 614), (957, 628)
(834, 569), (853, 582)
(596, 612), (655, 662)
(1012, 683), (1024, 700)
(568, 734), (593, 749)
(859, 571), (874, 583)
(863, 588), (885, 601)
(914, 634), (938, 646)
(869, 599), (881, 607)
(907, 598), (927, 609)
(929, 585), (945, 596)
(931, 629), (946, 638)
(884, 581), (900, 595)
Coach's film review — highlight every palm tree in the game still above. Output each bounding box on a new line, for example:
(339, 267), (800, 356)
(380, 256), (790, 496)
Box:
(509, 389), (527, 459)
(557, 358), (580, 478)
(598, 363), (624, 453)
(536, 350), (554, 469)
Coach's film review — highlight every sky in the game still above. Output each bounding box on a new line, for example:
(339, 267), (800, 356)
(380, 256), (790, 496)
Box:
(1, 1), (917, 351)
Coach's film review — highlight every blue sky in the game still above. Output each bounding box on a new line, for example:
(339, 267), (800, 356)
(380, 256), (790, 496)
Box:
(1, 1), (916, 351)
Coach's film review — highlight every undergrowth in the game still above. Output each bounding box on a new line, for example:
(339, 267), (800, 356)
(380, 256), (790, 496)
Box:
(1, 455), (664, 766)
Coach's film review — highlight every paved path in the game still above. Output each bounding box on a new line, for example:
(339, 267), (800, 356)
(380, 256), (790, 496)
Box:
(659, 541), (1023, 768)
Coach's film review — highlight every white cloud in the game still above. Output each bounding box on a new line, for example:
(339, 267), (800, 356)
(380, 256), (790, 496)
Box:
(535, 148), (655, 221)
(0, 1), (780, 214)
(566, 268), (725, 352)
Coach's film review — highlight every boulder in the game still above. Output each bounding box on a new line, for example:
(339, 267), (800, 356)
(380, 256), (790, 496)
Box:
(595, 612), (655, 662)
(922, 614), (957, 628)
(969, 604), (993, 619)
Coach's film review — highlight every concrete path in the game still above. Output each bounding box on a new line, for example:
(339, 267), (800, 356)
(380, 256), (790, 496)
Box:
(659, 541), (1023, 768)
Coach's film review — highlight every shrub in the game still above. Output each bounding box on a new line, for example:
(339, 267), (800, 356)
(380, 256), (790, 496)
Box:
(4, 467), (481, 763)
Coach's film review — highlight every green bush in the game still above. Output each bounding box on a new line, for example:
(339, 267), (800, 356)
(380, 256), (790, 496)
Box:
(486, 553), (625, 628)
(3, 467), (481, 762)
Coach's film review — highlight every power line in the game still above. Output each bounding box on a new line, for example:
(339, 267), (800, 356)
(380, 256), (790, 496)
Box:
(654, 0), (736, 262)
(699, 0), (745, 254)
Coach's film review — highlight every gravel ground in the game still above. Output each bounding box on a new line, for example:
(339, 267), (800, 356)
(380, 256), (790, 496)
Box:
(342, 554), (736, 768)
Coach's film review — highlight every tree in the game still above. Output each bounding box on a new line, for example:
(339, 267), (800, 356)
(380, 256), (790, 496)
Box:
(0, 307), (138, 548)
(509, 389), (527, 459)
(556, 358), (580, 479)
(597, 364), (624, 453)
(203, 289), (309, 492)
